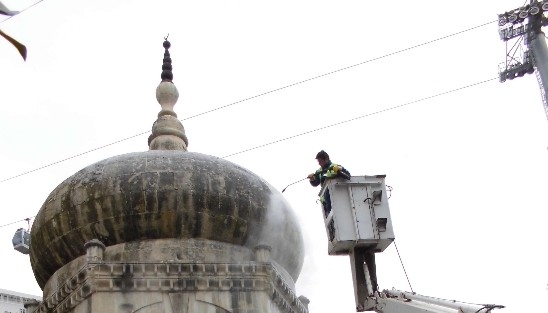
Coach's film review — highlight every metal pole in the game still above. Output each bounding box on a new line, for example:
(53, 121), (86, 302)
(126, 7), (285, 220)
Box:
(529, 31), (548, 119)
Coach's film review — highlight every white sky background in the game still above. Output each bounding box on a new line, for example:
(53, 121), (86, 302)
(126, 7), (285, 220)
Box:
(1, 0), (547, 312)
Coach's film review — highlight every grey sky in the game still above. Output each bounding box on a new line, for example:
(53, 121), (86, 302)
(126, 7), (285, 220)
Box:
(1, 0), (547, 312)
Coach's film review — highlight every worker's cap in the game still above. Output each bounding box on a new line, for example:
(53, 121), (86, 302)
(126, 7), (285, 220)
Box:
(315, 150), (329, 160)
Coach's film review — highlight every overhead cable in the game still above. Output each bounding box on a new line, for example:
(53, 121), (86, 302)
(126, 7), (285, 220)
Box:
(0, 132), (148, 183)
(0, 216), (35, 228)
(0, 78), (498, 230)
(183, 20), (496, 121)
(0, 20), (496, 183)
(0, 0), (46, 24)
(221, 77), (498, 158)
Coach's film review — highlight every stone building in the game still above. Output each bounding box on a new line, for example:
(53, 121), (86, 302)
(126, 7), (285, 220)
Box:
(26, 39), (309, 313)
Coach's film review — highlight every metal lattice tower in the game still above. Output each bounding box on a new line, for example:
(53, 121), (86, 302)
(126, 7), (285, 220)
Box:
(498, 0), (548, 120)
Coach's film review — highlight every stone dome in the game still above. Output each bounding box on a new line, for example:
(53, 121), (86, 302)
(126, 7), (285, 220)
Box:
(30, 150), (305, 288)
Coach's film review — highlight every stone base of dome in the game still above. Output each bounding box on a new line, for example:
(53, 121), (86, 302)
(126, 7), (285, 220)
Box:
(42, 238), (296, 301)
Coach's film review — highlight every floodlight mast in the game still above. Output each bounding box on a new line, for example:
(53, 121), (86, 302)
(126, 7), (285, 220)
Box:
(498, 0), (548, 120)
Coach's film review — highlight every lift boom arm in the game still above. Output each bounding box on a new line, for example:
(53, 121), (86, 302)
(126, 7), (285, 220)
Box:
(367, 289), (505, 313)
(318, 176), (504, 313)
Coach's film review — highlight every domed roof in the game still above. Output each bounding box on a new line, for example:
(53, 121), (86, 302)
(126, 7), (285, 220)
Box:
(30, 150), (304, 288)
(29, 39), (304, 289)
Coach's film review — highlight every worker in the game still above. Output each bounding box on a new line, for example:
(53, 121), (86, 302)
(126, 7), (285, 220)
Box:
(308, 150), (350, 217)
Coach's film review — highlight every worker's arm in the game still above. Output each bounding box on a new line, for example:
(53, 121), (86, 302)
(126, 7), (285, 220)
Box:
(333, 164), (351, 180)
(339, 167), (350, 180)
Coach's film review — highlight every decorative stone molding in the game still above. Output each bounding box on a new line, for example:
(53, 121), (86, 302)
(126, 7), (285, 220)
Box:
(34, 260), (308, 313)
(34, 264), (94, 313)
(91, 262), (271, 292)
(270, 266), (308, 313)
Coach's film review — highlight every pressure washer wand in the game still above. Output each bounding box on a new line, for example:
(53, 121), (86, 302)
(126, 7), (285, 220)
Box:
(281, 177), (308, 193)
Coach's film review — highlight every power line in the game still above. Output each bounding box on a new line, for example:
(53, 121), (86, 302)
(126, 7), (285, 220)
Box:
(0, 20), (496, 183)
(0, 77), (498, 229)
(0, 216), (34, 228)
(0, 0), (46, 24)
(0, 78), (498, 233)
(0, 131), (149, 183)
(221, 77), (498, 158)
(182, 20), (496, 121)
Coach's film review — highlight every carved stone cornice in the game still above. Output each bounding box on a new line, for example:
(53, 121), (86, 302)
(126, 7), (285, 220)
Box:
(33, 261), (308, 313)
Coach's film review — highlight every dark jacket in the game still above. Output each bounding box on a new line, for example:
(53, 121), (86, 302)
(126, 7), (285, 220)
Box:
(310, 161), (350, 187)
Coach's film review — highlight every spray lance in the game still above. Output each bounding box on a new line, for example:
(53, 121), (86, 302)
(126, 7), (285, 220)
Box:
(281, 166), (347, 193)
(281, 177), (309, 193)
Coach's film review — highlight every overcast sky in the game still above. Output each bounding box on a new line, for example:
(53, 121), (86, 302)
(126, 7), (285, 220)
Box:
(1, 0), (548, 312)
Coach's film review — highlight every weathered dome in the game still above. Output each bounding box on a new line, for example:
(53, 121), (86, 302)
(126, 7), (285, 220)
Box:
(29, 151), (304, 288)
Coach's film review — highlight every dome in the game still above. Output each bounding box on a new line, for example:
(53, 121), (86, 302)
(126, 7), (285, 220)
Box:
(30, 150), (305, 288)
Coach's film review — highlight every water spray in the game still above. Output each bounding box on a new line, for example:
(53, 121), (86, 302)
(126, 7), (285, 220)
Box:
(281, 178), (308, 193)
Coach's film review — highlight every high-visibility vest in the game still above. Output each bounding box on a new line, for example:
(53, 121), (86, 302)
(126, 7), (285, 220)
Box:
(316, 163), (341, 204)
(315, 163), (340, 183)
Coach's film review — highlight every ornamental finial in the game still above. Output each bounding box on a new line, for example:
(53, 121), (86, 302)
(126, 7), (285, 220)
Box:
(161, 34), (173, 82)
(149, 36), (188, 151)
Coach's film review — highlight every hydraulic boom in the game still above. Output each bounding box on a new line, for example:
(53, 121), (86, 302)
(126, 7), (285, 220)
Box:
(318, 176), (504, 313)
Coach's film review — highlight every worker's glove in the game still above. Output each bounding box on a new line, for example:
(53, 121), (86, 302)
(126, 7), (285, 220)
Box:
(307, 173), (315, 180)
(333, 165), (341, 173)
